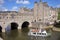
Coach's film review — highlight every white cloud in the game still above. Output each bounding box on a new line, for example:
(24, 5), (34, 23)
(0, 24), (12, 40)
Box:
(0, 0), (4, 4)
(4, 8), (8, 11)
(23, 0), (30, 4)
(11, 6), (18, 11)
(56, 4), (60, 8)
(0, 7), (8, 11)
(16, 0), (30, 4)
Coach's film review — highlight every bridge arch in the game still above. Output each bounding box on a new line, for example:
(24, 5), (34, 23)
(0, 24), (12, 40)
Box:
(5, 22), (18, 32)
(11, 22), (18, 30)
(21, 21), (30, 29)
(0, 26), (2, 32)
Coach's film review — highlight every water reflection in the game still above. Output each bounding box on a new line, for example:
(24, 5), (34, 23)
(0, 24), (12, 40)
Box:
(50, 31), (60, 40)
(5, 29), (19, 40)
(8, 30), (18, 37)
(21, 27), (29, 33)
(4, 27), (29, 40)
(0, 33), (3, 39)
(0, 28), (60, 40)
(28, 35), (51, 40)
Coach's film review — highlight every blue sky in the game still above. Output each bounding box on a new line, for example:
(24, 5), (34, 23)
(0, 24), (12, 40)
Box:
(0, 0), (60, 11)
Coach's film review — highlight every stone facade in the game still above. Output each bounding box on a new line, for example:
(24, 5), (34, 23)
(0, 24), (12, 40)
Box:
(0, 1), (58, 32)
(33, 1), (58, 24)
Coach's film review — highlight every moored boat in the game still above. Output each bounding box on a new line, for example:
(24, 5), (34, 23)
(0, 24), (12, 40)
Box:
(28, 28), (51, 37)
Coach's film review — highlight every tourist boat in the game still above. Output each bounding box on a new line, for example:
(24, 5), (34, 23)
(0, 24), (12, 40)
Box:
(28, 28), (51, 37)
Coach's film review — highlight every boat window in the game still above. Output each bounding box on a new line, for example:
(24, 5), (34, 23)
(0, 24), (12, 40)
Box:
(37, 33), (41, 35)
(33, 33), (36, 34)
(42, 33), (46, 35)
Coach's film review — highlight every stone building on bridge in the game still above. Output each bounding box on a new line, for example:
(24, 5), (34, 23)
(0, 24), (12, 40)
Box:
(0, 1), (58, 32)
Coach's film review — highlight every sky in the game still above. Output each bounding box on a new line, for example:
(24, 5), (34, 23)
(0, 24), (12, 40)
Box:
(0, 0), (60, 11)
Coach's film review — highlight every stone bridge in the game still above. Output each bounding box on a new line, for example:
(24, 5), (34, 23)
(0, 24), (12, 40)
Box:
(0, 12), (34, 32)
(0, 1), (58, 32)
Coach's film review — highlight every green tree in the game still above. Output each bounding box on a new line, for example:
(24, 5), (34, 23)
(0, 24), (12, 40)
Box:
(58, 8), (60, 20)
(58, 12), (60, 20)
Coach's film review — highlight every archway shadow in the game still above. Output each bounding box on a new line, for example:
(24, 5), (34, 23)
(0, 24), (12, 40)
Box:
(5, 22), (18, 32)
(0, 26), (2, 32)
(10, 29), (19, 38)
(11, 22), (18, 30)
(5, 29), (19, 39)
(21, 21), (29, 33)
(5, 22), (19, 38)
(0, 33), (3, 38)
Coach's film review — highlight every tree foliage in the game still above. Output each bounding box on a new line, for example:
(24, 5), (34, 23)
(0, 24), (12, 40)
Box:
(58, 8), (60, 20)
(58, 12), (60, 20)
(54, 21), (60, 28)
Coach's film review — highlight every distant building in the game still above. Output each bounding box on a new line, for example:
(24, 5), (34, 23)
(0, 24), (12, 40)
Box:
(33, 1), (58, 24)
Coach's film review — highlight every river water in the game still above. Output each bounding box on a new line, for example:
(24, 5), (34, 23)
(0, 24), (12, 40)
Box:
(0, 28), (60, 40)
